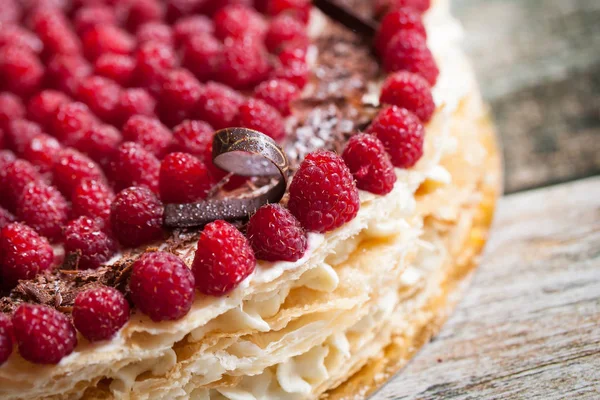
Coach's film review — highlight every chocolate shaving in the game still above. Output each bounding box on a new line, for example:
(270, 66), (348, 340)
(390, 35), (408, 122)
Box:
(313, 0), (377, 38)
(164, 128), (290, 228)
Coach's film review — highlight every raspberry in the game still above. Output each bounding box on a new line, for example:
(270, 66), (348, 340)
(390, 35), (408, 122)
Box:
(136, 22), (174, 47)
(71, 178), (114, 228)
(94, 53), (137, 87)
(30, 8), (81, 56)
(383, 30), (439, 86)
(214, 5), (266, 41)
(11, 304), (77, 365)
(253, 79), (299, 116)
(215, 38), (269, 89)
(76, 75), (122, 124)
(0, 314), (12, 365)
(5, 119), (43, 155)
(71, 124), (122, 168)
(375, 0), (431, 16)
(288, 150), (360, 233)
(74, 5), (117, 35)
(0, 207), (16, 230)
(0, 160), (43, 211)
(0, 223), (54, 289)
(192, 220), (255, 296)
(73, 286), (129, 342)
(0, 93), (25, 131)
(129, 251), (194, 321)
(200, 0), (253, 16)
(166, 0), (204, 22)
(51, 102), (97, 143)
(172, 120), (213, 157)
(265, 14), (307, 54)
(135, 42), (177, 93)
(64, 216), (117, 270)
(111, 186), (163, 247)
(181, 33), (221, 82)
(23, 134), (63, 174)
(0, 25), (43, 54)
(235, 99), (286, 142)
(271, 59), (309, 89)
(47, 55), (92, 96)
(247, 204), (307, 262)
(17, 182), (69, 240)
(380, 71), (435, 123)
(342, 133), (397, 195)
(27, 90), (71, 129)
(277, 44), (308, 64)
(173, 15), (214, 44)
(0, 0), (21, 24)
(122, 115), (172, 157)
(159, 152), (213, 203)
(0, 150), (16, 170)
(117, 88), (157, 124)
(83, 25), (135, 61)
(366, 106), (424, 168)
(125, 0), (165, 32)
(374, 8), (426, 55)
(196, 82), (244, 129)
(0, 46), (44, 97)
(53, 148), (106, 196)
(110, 142), (160, 193)
(158, 69), (203, 127)
(266, 0), (311, 24)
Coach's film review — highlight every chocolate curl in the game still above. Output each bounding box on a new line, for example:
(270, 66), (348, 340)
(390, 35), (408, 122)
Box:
(163, 128), (289, 228)
(313, 0), (377, 38)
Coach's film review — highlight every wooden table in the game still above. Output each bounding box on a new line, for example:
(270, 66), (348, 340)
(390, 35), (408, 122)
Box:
(373, 1), (600, 398)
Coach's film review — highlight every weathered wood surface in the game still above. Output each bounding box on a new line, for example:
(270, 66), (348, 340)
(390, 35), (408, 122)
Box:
(374, 176), (600, 399)
(454, 0), (600, 193)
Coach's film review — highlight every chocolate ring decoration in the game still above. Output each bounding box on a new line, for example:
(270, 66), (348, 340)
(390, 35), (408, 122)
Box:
(313, 0), (377, 38)
(163, 127), (289, 228)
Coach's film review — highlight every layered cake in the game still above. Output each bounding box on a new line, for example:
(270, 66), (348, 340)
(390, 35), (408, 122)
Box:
(0, 0), (501, 399)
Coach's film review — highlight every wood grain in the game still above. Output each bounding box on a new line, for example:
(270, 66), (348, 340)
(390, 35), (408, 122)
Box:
(454, 0), (600, 192)
(373, 176), (600, 399)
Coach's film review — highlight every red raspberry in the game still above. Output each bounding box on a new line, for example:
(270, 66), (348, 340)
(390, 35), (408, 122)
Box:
(136, 22), (174, 47)
(122, 115), (172, 157)
(11, 304), (76, 365)
(83, 25), (135, 61)
(235, 99), (285, 142)
(0, 159), (43, 211)
(17, 182), (69, 241)
(135, 42), (177, 93)
(125, 0), (165, 32)
(76, 75), (122, 124)
(192, 220), (256, 296)
(71, 124), (122, 168)
(47, 55), (92, 96)
(5, 119), (43, 155)
(0, 207), (16, 230)
(0, 223), (54, 289)
(25, 0), (70, 12)
(53, 148), (106, 196)
(214, 4), (266, 41)
(172, 120), (213, 157)
(110, 142), (160, 193)
(380, 71), (435, 123)
(0, 150), (16, 170)
(247, 204), (307, 262)
(129, 251), (194, 321)
(166, 0), (205, 22)
(0, 93), (25, 131)
(71, 178), (114, 228)
(0, 25), (43, 54)
(374, 8), (426, 55)
(111, 186), (163, 247)
(64, 216), (117, 270)
(288, 150), (360, 233)
(173, 15), (214, 44)
(0, 0), (21, 24)
(158, 69), (203, 127)
(0, 46), (44, 98)
(74, 5), (117, 35)
(23, 134), (63, 174)
(27, 90), (71, 129)
(159, 152), (213, 203)
(73, 286), (129, 342)
(342, 133), (397, 195)
(51, 102), (97, 143)
(366, 106), (424, 168)
(253, 79), (299, 116)
(271, 59), (309, 89)
(215, 38), (269, 89)
(265, 14), (307, 54)
(200, 0), (253, 16)
(94, 53), (136, 87)
(196, 82), (244, 129)
(181, 33), (221, 82)
(0, 314), (12, 365)
(383, 30), (439, 86)
(117, 88), (157, 124)
(266, 0), (311, 24)
(277, 44), (308, 64)
(30, 8), (81, 56)
(375, 0), (431, 16)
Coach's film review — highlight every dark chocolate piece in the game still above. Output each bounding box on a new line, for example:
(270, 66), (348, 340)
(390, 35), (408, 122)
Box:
(313, 0), (377, 38)
(164, 128), (289, 228)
